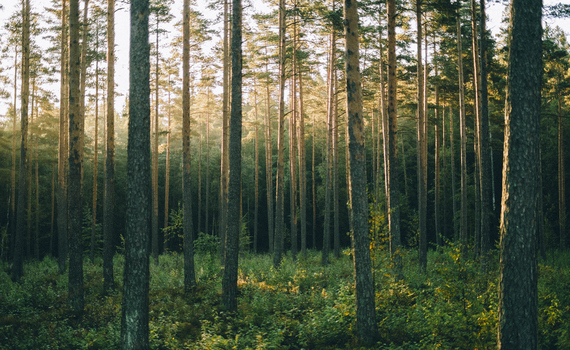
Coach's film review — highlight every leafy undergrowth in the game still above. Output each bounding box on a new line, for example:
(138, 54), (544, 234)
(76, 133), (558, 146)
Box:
(0, 247), (569, 349)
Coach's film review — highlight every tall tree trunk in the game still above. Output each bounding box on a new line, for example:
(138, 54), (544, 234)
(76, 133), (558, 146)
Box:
(182, 0), (196, 290)
(323, 19), (335, 266)
(479, 0), (491, 261)
(457, 1), (468, 246)
(558, 91), (567, 249)
(206, 91), (210, 236)
(27, 91), (33, 258)
(58, 0), (69, 275)
(68, 0), (85, 313)
(449, 106), (458, 240)
(333, 71), (340, 260)
(344, 0), (378, 344)
(471, 0), (482, 258)
(164, 72), (171, 232)
(34, 81), (39, 260)
(434, 38), (442, 248)
(50, 164), (56, 256)
(222, 0), (242, 311)
(264, 55), (273, 253)
(497, 0), (541, 346)
(387, 0), (402, 276)
(9, 45), (18, 264)
(416, 1), (427, 274)
(298, 67), (307, 258)
(91, 26), (100, 264)
(121, 0), (151, 346)
(290, 20), (298, 259)
(103, 0), (115, 293)
(152, 17), (160, 264)
(254, 86), (259, 253)
(220, 0), (231, 259)
(12, 0), (30, 282)
(312, 112), (317, 250)
(273, 0), (286, 268)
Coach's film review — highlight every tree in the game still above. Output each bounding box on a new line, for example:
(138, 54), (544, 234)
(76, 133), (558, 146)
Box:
(58, 0), (69, 275)
(273, 0), (286, 268)
(386, 0), (401, 275)
(182, 0), (196, 292)
(497, 0), (542, 347)
(222, 0), (242, 311)
(457, 0), (468, 246)
(344, 0), (378, 345)
(103, 0), (115, 293)
(68, 0), (85, 313)
(121, 0), (151, 347)
(12, 0), (30, 282)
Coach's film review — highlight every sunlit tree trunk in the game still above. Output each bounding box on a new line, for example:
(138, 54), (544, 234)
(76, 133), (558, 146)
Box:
(497, 0), (541, 346)
(273, 0), (286, 268)
(58, 0), (69, 275)
(345, 0), (378, 344)
(103, 0), (115, 293)
(312, 113), (317, 250)
(220, 0), (230, 259)
(457, 1), (468, 246)
(559, 91), (566, 250)
(222, 0), (242, 311)
(387, 0), (402, 276)
(27, 89), (33, 258)
(164, 71), (172, 232)
(33, 81), (40, 260)
(152, 14), (160, 264)
(254, 86), (259, 253)
(298, 66), (307, 258)
(182, 0), (196, 290)
(9, 45), (18, 264)
(264, 54), (274, 253)
(91, 23), (100, 264)
(290, 17), (298, 259)
(449, 105), (458, 240)
(434, 38), (442, 248)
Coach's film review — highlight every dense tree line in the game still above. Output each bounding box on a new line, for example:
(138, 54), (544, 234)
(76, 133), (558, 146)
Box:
(0, 0), (568, 347)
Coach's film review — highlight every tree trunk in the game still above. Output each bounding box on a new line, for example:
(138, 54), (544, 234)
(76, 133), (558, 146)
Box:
(152, 16), (160, 264)
(12, 0), (30, 282)
(449, 105), (458, 241)
(27, 89), (33, 258)
(121, 0), (151, 347)
(254, 86), (259, 253)
(91, 26), (100, 264)
(471, 0), (482, 258)
(9, 45), (18, 264)
(34, 81), (39, 260)
(416, 1), (427, 274)
(164, 71), (171, 232)
(220, 0), (230, 259)
(103, 0), (115, 293)
(434, 38), (441, 248)
(264, 55), (274, 253)
(559, 93), (566, 250)
(290, 21), (298, 259)
(273, 0), (286, 268)
(344, 0), (378, 344)
(298, 67), (307, 258)
(457, 2), (468, 246)
(206, 92), (210, 236)
(497, 0), (541, 347)
(182, 0), (196, 291)
(387, 0), (402, 276)
(68, 0), (85, 313)
(312, 112), (317, 250)
(58, 0), (69, 276)
(222, 0), (242, 311)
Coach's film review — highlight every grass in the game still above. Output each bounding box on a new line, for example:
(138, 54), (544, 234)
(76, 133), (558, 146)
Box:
(0, 246), (569, 349)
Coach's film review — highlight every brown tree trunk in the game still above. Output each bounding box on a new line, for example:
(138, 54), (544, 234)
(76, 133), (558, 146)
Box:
(254, 85), (259, 253)
(9, 45), (18, 264)
(220, 0), (230, 259)
(559, 93), (566, 250)
(121, 0), (151, 346)
(222, 0), (242, 311)
(58, 0), (69, 275)
(182, 0), (196, 290)
(273, 0), (286, 268)
(298, 67), (307, 258)
(164, 71), (171, 232)
(103, 0), (115, 293)
(91, 25), (100, 264)
(457, 2), (468, 246)
(344, 0), (378, 344)
(434, 38), (442, 248)
(497, 0), (541, 346)
(152, 16), (160, 264)
(387, 0), (402, 275)
(290, 19), (298, 259)
(264, 54), (274, 253)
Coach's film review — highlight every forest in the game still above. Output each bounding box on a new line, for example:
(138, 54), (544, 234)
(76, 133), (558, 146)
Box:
(0, 0), (569, 348)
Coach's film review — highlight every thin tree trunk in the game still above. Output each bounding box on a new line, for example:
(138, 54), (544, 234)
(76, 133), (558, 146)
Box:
(27, 87), (33, 258)
(254, 85), (259, 253)
(312, 112), (317, 250)
(91, 27), (100, 264)
(206, 91), (210, 236)
(323, 20), (335, 266)
(333, 73), (340, 260)
(12, 0), (30, 282)
(182, 0), (196, 290)
(450, 105), (458, 241)
(164, 71), (171, 231)
(290, 20), (298, 259)
(298, 67), (307, 258)
(387, 0), (402, 276)
(9, 45), (18, 264)
(559, 93), (566, 249)
(103, 0), (115, 293)
(50, 164), (56, 256)
(434, 38), (442, 248)
(264, 55), (273, 253)
(273, 0), (286, 268)
(457, 2), (468, 246)
(220, 0), (230, 259)
(222, 0), (242, 311)
(58, 0), (69, 275)
(471, 0), (482, 258)
(34, 81), (39, 260)
(152, 17), (160, 264)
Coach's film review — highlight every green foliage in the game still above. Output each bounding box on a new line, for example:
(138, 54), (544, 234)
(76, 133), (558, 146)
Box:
(1, 249), (570, 349)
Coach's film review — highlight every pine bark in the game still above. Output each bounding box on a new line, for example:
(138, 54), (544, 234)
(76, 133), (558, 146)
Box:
(497, 0), (541, 347)
(58, 0), (69, 275)
(323, 21), (335, 266)
(121, 0), (151, 347)
(9, 46), (18, 264)
(220, 0), (230, 258)
(344, 0), (378, 344)
(182, 0), (196, 290)
(152, 13), (160, 264)
(559, 90), (566, 249)
(264, 57), (274, 253)
(91, 14), (99, 264)
(103, 0), (115, 293)
(457, 1), (468, 246)
(222, 0), (242, 311)
(273, 0), (286, 268)
(298, 68), (307, 258)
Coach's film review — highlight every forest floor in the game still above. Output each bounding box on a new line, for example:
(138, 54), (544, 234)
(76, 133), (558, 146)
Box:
(0, 246), (569, 349)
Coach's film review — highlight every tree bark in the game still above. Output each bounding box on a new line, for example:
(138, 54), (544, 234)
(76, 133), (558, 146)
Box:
(344, 0), (378, 344)
(323, 17), (335, 266)
(497, 0), (541, 347)
(58, 0), (69, 276)
(121, 0), (151, 347)
(220, 0), (230, 259)
(457, 1), (468, 246)
(222, 0), (242, 311)
(182, 0), (196, 291)
(264, 55), (274, 253)
(103, 0), (115, 293)
(559, 91), (566, 249)
(91, 21), (100, 264)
